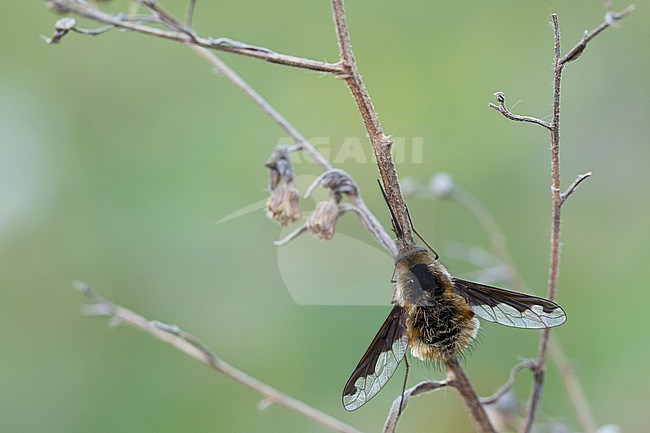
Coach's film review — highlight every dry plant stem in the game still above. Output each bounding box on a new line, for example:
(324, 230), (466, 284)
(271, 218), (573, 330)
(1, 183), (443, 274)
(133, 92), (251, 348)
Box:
(480, 361), (536, 405)
(47, 0), (342, 74)
(187, 45), (397, 257)
(521, 16), (576, 433)
(382, 380), (447, 433)
(73, 282), (363, 433)
(559, 4), (636, 66)
(447, 186), (597, 433)
(519, 8), (634, 432)
(445, 359), (497, 433)
(488, 99), (551, 130)
(330, 0), (414, 254)
(274, 224), (308, 247)
(188, 46), (327, 168)
(518, 15), (569, 433)
(185, 0), (197, 28)
(561, 172), (592, 205)
(330, 2), (491, 430)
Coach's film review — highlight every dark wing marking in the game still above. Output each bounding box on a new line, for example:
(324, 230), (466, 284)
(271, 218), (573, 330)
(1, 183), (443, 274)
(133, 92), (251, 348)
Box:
(453, 279), (566, 329)
(342, 305), (408, 411)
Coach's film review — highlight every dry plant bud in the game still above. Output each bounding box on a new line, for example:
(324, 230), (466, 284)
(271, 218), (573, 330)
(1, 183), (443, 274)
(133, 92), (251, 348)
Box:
(266, 183), (302, 227)
(42, 17), (76, 44)
(319, 169), (358, 199)
(306, 198), (340, 240)
(264, 146), (302, 226)
(265, 146), (294, 190)
(304, 168), (358, 204)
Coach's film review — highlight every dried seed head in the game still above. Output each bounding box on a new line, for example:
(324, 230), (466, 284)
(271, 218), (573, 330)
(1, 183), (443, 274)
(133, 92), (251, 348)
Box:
(42, 17), (76, 44)
(304, 169), (357, 203)
(264, 146), (302, 226)
(306, 199), (340, 240)
(266, 183), (302, 226)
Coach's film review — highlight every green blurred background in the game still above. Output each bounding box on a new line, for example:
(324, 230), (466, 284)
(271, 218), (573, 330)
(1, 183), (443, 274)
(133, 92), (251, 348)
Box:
(1, 1), (648, 432)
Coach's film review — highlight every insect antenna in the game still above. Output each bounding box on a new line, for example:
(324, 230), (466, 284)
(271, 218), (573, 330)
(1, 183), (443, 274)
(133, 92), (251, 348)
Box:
(404, 203), (439, 260)
(377, 179), (404, 240)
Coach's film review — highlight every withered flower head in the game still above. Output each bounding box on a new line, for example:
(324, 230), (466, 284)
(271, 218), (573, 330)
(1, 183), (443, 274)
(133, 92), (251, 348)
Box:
(306, 198), (340, 241)
(266, 183), (302, 227)
(264, 146), (302, 226)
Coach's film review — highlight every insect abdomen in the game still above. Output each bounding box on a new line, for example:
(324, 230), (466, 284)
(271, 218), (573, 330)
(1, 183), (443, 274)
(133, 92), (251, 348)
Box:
(407, 296), (479, 362)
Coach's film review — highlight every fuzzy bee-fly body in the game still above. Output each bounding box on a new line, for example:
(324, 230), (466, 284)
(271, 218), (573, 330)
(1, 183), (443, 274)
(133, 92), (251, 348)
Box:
(395, 248), (479, 363)
(342, 183), (567, 411)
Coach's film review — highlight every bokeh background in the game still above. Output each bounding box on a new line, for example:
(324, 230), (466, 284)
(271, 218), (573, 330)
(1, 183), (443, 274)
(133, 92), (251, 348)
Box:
(1, 1), (648, 432)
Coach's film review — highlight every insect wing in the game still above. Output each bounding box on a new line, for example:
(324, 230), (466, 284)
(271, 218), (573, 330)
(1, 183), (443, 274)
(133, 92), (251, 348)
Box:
(342, 305), (408, 411)
(453, 279), (566, 329)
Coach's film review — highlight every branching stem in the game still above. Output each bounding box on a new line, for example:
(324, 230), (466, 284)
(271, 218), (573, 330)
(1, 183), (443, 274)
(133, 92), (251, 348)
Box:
(46, 0), (342, 73)
(73, 282), (363, 433)
(330, 0), (415, 254)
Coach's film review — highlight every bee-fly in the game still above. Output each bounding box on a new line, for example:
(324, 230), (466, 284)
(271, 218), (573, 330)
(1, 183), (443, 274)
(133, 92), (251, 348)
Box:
(342, 183), (566, 411)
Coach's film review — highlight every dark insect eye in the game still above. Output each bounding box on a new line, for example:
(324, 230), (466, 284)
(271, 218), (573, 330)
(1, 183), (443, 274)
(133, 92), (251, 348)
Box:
(408, 263), (442, 295)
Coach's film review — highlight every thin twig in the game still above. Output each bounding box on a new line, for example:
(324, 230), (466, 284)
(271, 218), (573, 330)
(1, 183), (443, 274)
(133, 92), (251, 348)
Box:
(519, 14), (568, 433)
(445, 184), (598, 431)
(330, 0), (414, 254)
(72, 24), (115, 36)
(560, 4), (636, 66)
(274, 224), (308, 246)
(330, 2), (495, 431)
(382, 380), (447, 433)
(415, 173), (599, 430)
(47, 1), (397, 257)
(47, 0), (343, 74)
(187, 46), (397, 257)
(520, 7), (633, 432)
(188, 46), (330, 168)
(138, 0), (195, 37)
(73, 282), (364, 433)
(560, 172), (592, 206)
(185, 0), (197, 28)
(480, 361), (536, 405)
(489, 92), (551, 130)
(338, 204), (396, 254)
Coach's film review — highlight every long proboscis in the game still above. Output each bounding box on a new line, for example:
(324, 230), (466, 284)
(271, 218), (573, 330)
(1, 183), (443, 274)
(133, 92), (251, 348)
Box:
(377, 179), (405, 240)
(377, 179), (439, 259)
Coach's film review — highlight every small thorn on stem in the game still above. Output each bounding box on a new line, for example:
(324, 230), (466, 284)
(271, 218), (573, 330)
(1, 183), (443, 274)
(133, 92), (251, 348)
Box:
(560, 171), (592, 206)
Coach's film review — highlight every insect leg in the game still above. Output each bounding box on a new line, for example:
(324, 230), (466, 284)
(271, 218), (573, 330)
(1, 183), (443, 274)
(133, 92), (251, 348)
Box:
(398, 356), (410, 415)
